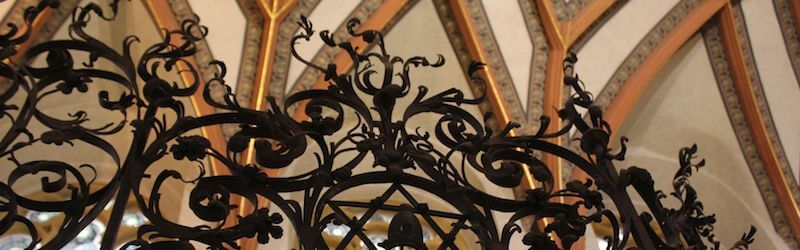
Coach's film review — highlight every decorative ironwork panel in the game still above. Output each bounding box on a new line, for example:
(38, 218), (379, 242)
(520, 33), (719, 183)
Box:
(0, 1), (756, 249)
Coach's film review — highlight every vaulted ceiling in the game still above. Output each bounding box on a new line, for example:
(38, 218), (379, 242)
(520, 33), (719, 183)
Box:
(1, 0), (798, 249)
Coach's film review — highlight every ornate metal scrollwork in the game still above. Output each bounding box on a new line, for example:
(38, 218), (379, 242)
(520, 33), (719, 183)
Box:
(0, 1), (757, 249)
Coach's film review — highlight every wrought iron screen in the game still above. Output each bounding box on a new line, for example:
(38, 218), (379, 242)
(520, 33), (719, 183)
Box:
(0, 1), (756, 249)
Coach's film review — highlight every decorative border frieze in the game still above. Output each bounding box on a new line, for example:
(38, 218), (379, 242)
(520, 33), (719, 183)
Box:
(551, 0), (590, 21)
(772, 0), (800, 85)
(703, 5), (800, 246)
(595, 0), (702, 110)
(518, 0), (549, 134)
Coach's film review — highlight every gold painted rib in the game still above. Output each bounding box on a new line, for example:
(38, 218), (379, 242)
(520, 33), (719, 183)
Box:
(570, 0), (728, 202)
(604, 0), (727, 130)
(717, 3), (800, 241)
(534, 0), (567, 198)
(242, 0), (298, 166)
(567, 0), (800, 246)
(447, 0), (538, 192)
(238, 1), (298, 249)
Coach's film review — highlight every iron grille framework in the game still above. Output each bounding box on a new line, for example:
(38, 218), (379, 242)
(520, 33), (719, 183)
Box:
(0, 1), (756, 249)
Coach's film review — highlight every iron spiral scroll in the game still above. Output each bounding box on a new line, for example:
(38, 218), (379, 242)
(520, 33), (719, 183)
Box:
(0, 1), (757, 249)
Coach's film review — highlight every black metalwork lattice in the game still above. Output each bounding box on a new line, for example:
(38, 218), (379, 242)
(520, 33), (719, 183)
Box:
(0, 1), (757, 249)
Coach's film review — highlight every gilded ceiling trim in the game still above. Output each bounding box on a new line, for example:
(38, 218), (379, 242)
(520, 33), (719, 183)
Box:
(228, 1), (305, 248)
(432, 0), (496, 129)
(461, 0), (524, 128)
(262, 0), (319, 105)
(536, 0), (570, 200)
(441, 0), (540, 191)
(226, 0), (318, 137)
(285, 0), (380, 98)
(434, 0), (541, 200)
(561, 0), (625, 47)
(597, 0), (725, 130)
(240, 0), (299, 172)
(570, 2), (724, 245)
(773, 0), (800, 85)
(435, 0), (524, 130)
(566, 0), (800, 246)
(578, 1), (708, 185)
(231, 0), (265, 121)
(728, 3), (800, 210)
(705, 4), (800, 245)
(704, 18), (800, 249)
(238, 1), (301, 247)
(248, 0), (299, 113)
(536, 0), (626, 145)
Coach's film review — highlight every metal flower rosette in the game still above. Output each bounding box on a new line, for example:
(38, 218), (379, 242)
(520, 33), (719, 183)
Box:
(0, 1), (757, 249)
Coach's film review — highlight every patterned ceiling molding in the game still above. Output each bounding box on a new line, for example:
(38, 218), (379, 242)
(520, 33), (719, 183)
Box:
(724, 3), (800, 242)
(226, 0), (318, 138)
(144, 0), (229, 177)
(166, 0), (267, 142)
(550, 0), (589, 21)
(432, 0), (495, 129)
(433, 0), (527, 133)
(703, 7), (800, 246)
(0, 0), (29, 25)
(167, 0), (223, 109)
(436, 0), (550, 198)
(596, 0), (733, 130)
(729, 3), (799, 197)
(285, 0), (384, 98)
(595, 0), (701, 111)
(772, 0), (800, 86)
(231, 0), (264, 117)
(569, 0), (628, 52)
(464, 0), (526, 130)
(517, 0), (548, 134)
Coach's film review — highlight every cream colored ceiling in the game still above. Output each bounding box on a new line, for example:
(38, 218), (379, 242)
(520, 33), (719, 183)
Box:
(578, 0), (680, 96)
(0, 1), (13, 19)
(741, 1), (800, 172)
(482, 0), (532, 109)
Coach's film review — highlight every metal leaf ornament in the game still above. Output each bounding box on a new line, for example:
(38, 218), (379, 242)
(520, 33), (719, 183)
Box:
(0, 1), (757, 249)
